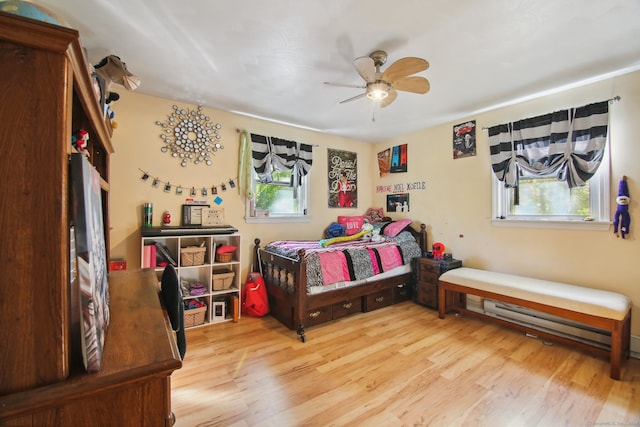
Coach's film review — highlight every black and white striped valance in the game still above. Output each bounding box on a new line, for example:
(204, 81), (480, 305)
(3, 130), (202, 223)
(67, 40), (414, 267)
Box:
(488, 100), (609, 189)
(250, 133), (313, 185)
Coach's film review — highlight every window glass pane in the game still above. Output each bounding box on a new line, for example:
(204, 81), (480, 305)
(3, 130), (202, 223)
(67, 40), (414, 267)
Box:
(255, 183), (298, 214)
(250, 168), (307, 217)
(509, 177), (590, 216)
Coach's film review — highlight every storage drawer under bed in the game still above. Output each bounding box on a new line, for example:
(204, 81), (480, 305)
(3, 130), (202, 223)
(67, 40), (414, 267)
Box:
(303, 305), (333, 327)
(332, 298), (363, 319)
(364, 289), (393, 312)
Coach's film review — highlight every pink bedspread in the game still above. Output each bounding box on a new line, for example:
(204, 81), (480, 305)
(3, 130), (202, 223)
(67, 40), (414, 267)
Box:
(263, 233), (421, 288)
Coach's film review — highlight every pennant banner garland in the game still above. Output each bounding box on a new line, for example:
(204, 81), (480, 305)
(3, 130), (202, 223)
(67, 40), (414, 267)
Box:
(139, 168), (236, 204)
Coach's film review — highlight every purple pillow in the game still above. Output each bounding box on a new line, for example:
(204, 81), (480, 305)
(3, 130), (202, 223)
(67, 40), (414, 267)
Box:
(383, 219), (413, 237)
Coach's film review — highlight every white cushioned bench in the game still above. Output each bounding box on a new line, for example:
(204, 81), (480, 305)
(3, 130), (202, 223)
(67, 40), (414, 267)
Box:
(438, 267), (632, 380)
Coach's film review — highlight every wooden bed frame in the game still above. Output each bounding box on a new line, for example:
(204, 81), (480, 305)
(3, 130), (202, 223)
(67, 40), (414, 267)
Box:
(254, 223), (427, 342)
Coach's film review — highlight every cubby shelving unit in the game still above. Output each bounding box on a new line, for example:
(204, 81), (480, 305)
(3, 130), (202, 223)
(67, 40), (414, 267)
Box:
(141, 232), (242, 327)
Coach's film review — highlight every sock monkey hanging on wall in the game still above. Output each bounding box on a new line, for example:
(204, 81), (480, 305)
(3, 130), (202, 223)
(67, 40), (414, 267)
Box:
(613, 176), (631, 239)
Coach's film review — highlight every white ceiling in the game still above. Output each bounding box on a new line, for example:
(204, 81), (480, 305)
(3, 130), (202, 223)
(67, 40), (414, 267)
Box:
(35, 0), (640, 142)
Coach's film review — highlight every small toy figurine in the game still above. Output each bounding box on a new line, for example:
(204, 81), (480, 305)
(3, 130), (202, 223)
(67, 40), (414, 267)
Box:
(432, 242), (445, 260)
(613, 176), (631, 239)
(162, 211), (171, 225)
(72, 129), (89, 153)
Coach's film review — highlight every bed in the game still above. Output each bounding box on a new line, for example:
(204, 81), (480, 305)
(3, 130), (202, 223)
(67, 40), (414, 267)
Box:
(254, 220), (426, 342)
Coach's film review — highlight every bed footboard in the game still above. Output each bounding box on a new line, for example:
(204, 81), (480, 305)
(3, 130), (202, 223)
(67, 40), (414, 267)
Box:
(254, 239), (307, 337)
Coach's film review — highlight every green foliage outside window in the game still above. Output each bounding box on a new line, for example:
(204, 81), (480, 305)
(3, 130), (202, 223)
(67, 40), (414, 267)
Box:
(254, 169), (299, 214)
(510, 177), (590, 216)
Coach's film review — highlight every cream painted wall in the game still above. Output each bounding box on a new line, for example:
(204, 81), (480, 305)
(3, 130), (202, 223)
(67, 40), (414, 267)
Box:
(109, 91), (373, 276)
(109, 71), (638, 336)
(373, 70), (640, 335)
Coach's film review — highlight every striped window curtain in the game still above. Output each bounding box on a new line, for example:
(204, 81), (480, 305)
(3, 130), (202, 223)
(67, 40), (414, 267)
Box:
(488, 100), (609, 190)
(250, 133), (313, 187)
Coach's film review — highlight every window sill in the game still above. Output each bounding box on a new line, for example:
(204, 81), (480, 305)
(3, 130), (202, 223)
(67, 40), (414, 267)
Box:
(245, 215), (311, 224)
(491, 218), (611, 231)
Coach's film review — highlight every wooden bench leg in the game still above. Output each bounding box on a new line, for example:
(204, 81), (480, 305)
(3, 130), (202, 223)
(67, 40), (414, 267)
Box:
(438, 286), (446, 319)
(610, 320), (622, 380)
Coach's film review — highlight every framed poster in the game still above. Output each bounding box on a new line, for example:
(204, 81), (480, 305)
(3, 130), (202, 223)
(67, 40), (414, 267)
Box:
(71, 153), (110, 372)
(377, 148), (391, 177)
(390, 144), (408, 173)
(387, 193), (410, 213)
(328, 148), (357, 208)
(453, 120), (476, 159)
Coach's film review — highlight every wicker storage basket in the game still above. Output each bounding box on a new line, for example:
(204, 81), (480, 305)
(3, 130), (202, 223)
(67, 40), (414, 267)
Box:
(184, 305), (207, 328)
(213, 270), (235, 290)
(216, 251), (236, 262)
(180, 246), (206, 266)
(215, 251), (234, 263)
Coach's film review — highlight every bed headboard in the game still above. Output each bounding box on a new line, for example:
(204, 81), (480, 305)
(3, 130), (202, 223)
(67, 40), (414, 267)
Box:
(408, 223), (427, 255)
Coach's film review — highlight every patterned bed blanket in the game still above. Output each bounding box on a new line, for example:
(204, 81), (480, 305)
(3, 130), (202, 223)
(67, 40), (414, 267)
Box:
(263, 231), (421, 289)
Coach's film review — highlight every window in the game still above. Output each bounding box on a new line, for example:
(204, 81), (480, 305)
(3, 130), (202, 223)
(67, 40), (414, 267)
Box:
(492, 153), (610, 229)
(489, 100), (611, 230)
(245, 133), (313, 223)
(245, 168), (310, 223)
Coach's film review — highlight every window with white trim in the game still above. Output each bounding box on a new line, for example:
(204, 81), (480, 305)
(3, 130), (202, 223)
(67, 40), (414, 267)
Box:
(245, 133), (312, 223)
(489, 100), (611, 229)
(245, 168), (309, 222)
(492, 155), (610, 226)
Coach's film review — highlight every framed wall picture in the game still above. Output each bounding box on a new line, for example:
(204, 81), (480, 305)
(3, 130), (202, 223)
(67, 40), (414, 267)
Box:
(386, 193), (410, 213)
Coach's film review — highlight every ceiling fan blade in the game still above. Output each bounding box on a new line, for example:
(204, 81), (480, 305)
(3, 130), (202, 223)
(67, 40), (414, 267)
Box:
(353, 56), (376, 82)
(392, 76), (430, 94)
(324, 81), (366, 89)
(339, 92), (367, 104)
(381, 57), (429, 82)
(380, 88), (398, 108)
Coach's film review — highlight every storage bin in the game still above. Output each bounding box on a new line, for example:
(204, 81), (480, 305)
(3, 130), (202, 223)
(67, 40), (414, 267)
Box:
(180, 246), (206, 266)
(212, 270), (235, 290)
(184, 305), (207, 327)
(215, 251), (234, 263)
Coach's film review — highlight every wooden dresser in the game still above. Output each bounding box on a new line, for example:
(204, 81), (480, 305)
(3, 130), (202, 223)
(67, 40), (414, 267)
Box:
(0, 12), (181, 425)
(0, 269), (182, 426)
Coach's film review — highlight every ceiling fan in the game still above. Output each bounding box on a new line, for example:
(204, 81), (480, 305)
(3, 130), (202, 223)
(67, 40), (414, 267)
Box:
(324, 50), (430, 108)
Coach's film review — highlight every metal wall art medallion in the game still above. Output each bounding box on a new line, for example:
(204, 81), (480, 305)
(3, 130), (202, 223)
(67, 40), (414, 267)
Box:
(156, 104), (223, 167)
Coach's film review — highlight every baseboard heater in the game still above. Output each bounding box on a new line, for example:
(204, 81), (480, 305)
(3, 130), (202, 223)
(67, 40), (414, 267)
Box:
(480, 299), (611, 350)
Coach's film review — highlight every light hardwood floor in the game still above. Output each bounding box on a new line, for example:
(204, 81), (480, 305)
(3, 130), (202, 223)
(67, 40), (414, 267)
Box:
(171, 302), (640, 427)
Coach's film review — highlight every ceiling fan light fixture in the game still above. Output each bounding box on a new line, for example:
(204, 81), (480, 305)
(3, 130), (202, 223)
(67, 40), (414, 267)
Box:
(366, 81), (390, 100)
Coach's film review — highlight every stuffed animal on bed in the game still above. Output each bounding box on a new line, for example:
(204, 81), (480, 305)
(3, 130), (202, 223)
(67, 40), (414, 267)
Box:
(320, 223), (373, 247)
(324, 222), (345, 238)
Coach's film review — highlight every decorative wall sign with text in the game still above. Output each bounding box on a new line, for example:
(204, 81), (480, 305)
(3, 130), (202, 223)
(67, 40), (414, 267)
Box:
(376, 181), (426, 193)
(328, 148), (357, 208)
